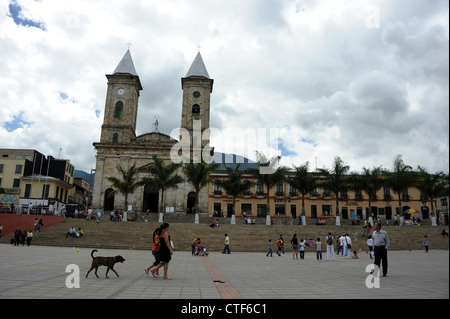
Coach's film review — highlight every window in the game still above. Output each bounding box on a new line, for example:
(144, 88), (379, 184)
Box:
(275, 183), (284, 196)
(213, 181), (222, 195)
(112, 133), (119, 143)
(13, 179), (20, 187)
(15, 164), (23, 174)
(192, 104), (200, 120)
(25, 184), (32, 198)
(256, 182), (264, 195)
(114, 101), (124, 119)
(0, 164), (4, 173)
(241, 203), (252, 215)
(42, 184), (50, 199)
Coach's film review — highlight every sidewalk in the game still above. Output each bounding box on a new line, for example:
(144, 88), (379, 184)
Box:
(0, 243), (448, 299)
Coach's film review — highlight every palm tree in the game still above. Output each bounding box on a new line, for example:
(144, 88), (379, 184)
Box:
(182, 161), (220, 223)
(215, 163), (253, 224)
(385, 155), (416, 218)
(416, 166), (448, 223)
(317, 156), (350, 225)
(350, 166), (385, 224)
(246, 151), (289, 225)
(288, 162), (318, 221)
(140, 155), (184, 222)
(105, 162), (141, 212)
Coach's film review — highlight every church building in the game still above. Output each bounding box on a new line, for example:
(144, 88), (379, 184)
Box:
(92, 50), (213, 215)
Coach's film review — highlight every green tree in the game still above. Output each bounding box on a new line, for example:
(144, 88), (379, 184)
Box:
(140, 155), (184, 220)
(105, 162), (141, 211)
(317, 156), (350, 222)
(215, 163), (253, 224)
(416, 166), (448, 219)
(246, 151), (289, 224)
(350, 166), (385, 222)
(182, 161), (220, 219)
(288, 162), (318, 218)
(385, 155), (416, 217)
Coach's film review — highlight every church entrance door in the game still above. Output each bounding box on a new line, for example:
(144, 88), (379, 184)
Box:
(143, 184), (159, 213)
(104, 188), (115, 211)
(187, 192), (196, 214)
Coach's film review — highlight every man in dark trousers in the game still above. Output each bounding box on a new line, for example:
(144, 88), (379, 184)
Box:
(372, 222), (390, 277)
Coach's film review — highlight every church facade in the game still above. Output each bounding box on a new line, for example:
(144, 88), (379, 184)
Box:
(92, 50), (213, 215)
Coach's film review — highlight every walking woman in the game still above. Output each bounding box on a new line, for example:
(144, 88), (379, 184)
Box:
(151, 223), (173, 280)
(145, 227), (161, 276)
(291, 234), (299, 259)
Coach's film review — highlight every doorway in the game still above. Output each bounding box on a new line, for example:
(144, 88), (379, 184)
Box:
(104, 188), (114, 211)
(187, 192), (196, 214)
(143, 184), (159, 213)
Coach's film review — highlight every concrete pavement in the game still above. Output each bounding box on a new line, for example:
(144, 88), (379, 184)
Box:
(0, 243), (448, 300)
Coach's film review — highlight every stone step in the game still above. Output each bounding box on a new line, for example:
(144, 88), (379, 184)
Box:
(1, 216), (448, 253)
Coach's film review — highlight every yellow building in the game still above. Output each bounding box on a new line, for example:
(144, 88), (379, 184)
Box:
(0, 148), (75, 214)
(207, 170), (426, 223)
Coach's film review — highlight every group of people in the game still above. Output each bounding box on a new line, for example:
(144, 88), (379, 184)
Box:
(266, 223), (391, 276)
(145, 222), (173, 280)
(13, 227), (33, 246)
(65, 226), (84, 238)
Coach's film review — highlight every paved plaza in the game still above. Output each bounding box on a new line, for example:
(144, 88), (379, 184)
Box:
(0, 243), (448, 301)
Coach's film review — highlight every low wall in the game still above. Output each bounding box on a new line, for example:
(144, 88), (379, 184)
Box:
(0, 214), (64, 237)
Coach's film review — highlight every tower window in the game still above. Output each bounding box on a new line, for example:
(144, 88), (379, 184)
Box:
(114, 101), (124, 119)
(112, 133), (119, 143)
(192, 104), (200, 120)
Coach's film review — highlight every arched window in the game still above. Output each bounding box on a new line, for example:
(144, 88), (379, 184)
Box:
(192, 104), (200, 120)
(112, 133), (119, 143)
(114, 101), (124, 119)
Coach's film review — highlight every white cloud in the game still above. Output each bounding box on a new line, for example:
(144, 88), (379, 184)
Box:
(0, 0), (448, 174)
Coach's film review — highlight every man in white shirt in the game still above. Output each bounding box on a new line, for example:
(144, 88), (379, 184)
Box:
(222, 234), (230, 254)
(343, 233), (352, 258)
(372, 222), (390, 276)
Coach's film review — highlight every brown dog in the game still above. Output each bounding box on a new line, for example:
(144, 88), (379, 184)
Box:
(86, 249), (125, 278)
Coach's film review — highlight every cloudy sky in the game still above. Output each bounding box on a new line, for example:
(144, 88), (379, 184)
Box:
(0, 0), (448, 175)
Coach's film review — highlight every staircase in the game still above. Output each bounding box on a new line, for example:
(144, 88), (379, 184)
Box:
(1, 214), (448, 252)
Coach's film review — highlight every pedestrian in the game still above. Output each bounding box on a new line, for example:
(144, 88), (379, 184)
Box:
(343, 233), (352, 258)
(146, 228), (161, 277)
(299, 239), (306, 259)
(97, 210), (101, 223)
(276, 238), (283, 256)
(151, 223), (173, 280)
(26, 229), (33, 246)
(33, 218), (38, 232)
(0, 224), (3, 238)
(14, 227), (21, 246)
(222, 233), (230, 254)
(38, 219), (43, 232)
(367, 235), (374, 259)
(337, 235), (344, 255)
(315, 238), (322, 260)
(423, 235), (429, 253)
(326, 232), (335, 261)
(191, 237), (200, 256)
(266, 239), (273, 257)
(291, 234), (299, 259)
(372, 222), (390, 277)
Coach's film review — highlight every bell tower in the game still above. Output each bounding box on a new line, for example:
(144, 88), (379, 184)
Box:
(180, 52), (214, 151)
(100, 50), (143, 145)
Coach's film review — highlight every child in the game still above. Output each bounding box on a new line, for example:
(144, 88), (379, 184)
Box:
(299, 239), (306, 259)
(277, 238), (283, 256)
(314, 238), (322, 260)
(423, 235), (429, 252)
(352, 250), (359, 259)
(266, 239), (273, 257)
